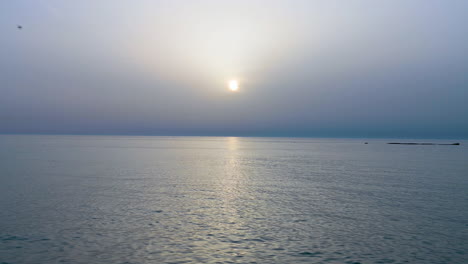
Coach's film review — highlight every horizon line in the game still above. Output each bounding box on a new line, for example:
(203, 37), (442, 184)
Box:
(0, 133), (466, 140)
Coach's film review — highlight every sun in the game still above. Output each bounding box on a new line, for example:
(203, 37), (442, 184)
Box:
(228, 80), (239, 91)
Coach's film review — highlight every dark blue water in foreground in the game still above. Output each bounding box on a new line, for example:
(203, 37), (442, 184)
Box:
(0, 135), (467, 264)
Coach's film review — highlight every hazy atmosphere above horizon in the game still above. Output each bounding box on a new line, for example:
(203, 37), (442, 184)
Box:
(1, 0), (467, 138)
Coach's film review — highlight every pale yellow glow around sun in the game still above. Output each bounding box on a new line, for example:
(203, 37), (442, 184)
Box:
(229, 80), (239, 91)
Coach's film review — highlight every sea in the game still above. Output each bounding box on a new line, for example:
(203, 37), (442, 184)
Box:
(0, 135), (467, 264)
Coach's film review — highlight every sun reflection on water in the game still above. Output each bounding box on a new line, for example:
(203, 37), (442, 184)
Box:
(217, 137), (249, 227)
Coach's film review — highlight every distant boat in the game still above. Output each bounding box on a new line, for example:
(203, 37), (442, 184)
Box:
(387, 142), (460, 145)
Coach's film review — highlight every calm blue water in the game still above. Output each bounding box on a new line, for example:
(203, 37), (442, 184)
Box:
(0, 135), (467, 264)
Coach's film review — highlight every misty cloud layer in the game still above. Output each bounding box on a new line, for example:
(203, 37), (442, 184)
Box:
(1, 0), (467, 138)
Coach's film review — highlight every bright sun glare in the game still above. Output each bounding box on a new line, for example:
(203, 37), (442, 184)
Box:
(229, 80), (239, 91)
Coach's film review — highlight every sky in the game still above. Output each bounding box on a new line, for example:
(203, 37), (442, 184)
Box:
(1, 0), (467, 138)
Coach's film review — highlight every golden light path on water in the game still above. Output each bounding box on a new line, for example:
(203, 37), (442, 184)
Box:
(216, 137), (251, 252)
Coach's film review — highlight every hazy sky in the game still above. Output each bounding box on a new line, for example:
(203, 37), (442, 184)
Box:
(1, 0), (467, 138)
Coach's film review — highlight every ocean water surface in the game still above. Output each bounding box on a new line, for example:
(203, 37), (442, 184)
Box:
(0, 135), (467, 264)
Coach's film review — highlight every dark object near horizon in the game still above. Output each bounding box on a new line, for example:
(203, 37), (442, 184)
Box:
(17, 25), (22, 29)
(364, 142), (368, 144)
(387, 142), (460, 146)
